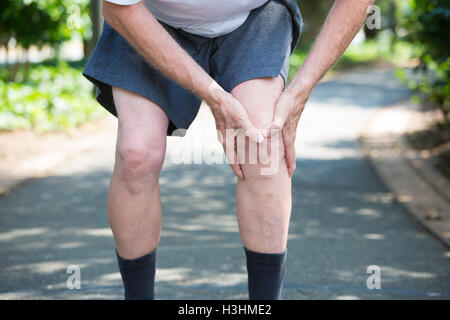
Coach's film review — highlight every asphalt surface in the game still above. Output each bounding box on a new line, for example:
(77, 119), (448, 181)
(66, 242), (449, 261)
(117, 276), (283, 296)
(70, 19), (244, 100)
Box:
(0, 68), (449, 300)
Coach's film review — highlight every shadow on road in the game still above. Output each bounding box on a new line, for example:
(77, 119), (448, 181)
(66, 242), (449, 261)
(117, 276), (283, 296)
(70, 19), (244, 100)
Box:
(1, 155), (449, 299)
(0, 68), (449, 299)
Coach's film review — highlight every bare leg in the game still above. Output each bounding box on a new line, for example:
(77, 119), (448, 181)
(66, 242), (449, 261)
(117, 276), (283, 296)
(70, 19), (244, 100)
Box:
(232, 76), (292, 254)
(109, 86), (169, 260)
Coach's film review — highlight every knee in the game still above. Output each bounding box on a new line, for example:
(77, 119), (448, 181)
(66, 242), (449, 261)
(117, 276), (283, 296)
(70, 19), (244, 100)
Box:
(239, 133), (286, 180)
(230, 76), (287, 180)
(116, 138), (165, 185)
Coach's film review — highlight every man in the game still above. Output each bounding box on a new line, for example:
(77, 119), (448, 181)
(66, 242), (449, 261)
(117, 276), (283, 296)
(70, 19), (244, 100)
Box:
(82, 0), (374, 300)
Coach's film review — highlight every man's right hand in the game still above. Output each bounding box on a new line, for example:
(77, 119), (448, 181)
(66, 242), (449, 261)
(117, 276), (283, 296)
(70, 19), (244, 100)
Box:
(205, 82), (264, 180)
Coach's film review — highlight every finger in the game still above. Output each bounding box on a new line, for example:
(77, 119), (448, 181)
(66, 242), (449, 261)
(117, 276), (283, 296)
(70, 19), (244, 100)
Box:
(283, 133), (296, 178)
(222, 129), (244, 179)
(239, 117), (264, 144)
(233, 135), (245, 180)
(274, 94), (293, 124)
(230, 159), (244, 180)
(262, 118), (284, 138)
(216, 128), (224, 144)
(261, 121), (271, 138)
(263, 93), (294, 137)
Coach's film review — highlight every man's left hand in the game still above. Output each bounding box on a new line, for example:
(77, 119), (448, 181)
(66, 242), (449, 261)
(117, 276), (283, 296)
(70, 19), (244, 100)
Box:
(263, 89), (308, 178)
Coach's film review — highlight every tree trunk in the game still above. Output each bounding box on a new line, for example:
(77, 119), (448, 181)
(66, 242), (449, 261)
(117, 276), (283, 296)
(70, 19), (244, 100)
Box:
(84, 0), (104, 60)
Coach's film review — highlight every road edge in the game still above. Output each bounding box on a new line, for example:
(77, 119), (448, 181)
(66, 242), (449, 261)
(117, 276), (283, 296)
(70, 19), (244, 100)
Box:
(0, 115), (117, 199)
(359, 99), (450, 248)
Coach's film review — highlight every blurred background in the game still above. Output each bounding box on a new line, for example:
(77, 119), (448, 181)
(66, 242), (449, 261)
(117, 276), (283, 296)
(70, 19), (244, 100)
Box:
(0, 0), (449, 300)
(0, 0), (448, 133)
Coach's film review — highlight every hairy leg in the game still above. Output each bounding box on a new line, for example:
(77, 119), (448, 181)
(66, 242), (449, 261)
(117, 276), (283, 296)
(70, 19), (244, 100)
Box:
(109, 86), (169, 260)
(232, 76), (292, 254)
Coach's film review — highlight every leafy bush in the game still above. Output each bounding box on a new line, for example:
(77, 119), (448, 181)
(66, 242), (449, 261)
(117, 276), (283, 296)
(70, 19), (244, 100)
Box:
(398, 0), (450, 118)
(0, 0), (91, 49)
(0, 60), (105, 133)
(0, 0), (92, 81)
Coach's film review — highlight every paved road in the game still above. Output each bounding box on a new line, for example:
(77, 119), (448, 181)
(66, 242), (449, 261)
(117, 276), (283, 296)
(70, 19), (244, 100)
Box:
(1, 68), (449, 300)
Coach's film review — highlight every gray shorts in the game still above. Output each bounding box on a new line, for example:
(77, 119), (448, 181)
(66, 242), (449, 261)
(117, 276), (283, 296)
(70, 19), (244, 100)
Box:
(82, 0), (300, 135)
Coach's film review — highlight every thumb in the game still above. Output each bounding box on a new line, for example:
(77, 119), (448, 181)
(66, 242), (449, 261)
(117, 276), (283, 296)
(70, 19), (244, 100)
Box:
(262, 97), (290, 138)
(240, 117), (264, 144)
(262, 116), (285, 139)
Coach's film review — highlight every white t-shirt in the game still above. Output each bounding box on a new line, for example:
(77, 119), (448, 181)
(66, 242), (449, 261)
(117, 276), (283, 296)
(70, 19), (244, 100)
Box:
(105, 0), (268, 37)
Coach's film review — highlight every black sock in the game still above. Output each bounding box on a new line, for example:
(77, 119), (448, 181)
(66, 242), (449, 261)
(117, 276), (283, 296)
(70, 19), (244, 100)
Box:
(244, 246), (287, 300)
(115, 248), (157, 300)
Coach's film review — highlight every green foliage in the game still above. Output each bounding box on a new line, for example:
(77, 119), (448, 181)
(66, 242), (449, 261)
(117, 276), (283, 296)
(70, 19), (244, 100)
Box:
(0, 60), (105, 133)
(398, 0), (450, 117)
(288, 39), (413, 82)
(0, 1), (99, 132)
(0, 0), (91, 49)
